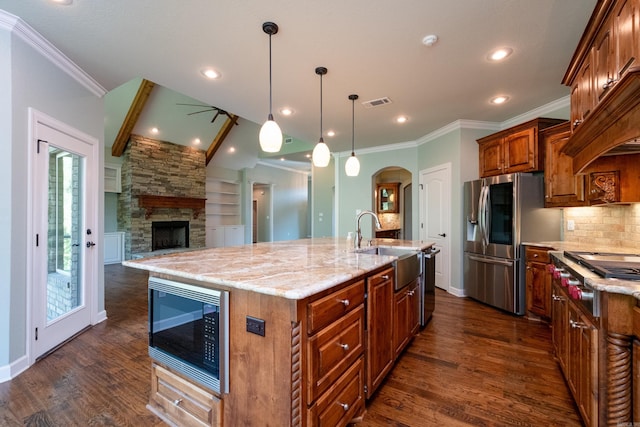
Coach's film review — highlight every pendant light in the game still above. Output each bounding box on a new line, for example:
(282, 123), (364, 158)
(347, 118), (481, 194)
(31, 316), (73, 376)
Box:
(345, 94), (361, 176)
(259, 22), (283, 153)
(312, 66), (331, 167)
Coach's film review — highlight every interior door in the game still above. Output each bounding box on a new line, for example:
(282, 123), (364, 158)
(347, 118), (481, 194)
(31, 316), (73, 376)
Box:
(420, 163), (451, 290)
(31, 111), (97, 359)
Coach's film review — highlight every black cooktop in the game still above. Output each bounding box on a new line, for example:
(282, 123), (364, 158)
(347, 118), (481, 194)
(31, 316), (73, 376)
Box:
(564, 251), (640, 280)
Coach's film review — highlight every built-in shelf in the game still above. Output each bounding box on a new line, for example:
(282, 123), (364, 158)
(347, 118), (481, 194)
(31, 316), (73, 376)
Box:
(137, 195), (206, 219)
(104, 163), (121, 193)
(206, 179), (241, 226)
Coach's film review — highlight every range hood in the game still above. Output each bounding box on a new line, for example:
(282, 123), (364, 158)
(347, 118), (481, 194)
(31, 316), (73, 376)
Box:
(562, 67), (640, 174)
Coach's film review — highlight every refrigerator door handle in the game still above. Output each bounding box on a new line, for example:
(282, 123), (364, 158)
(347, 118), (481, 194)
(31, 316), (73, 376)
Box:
(479, 185), (489, 249)
(484, 185), (491, 246)
(468, 255), (514, 267)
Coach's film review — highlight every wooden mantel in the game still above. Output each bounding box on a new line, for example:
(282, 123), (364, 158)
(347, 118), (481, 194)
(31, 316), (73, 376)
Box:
(137, 195), (206, 219)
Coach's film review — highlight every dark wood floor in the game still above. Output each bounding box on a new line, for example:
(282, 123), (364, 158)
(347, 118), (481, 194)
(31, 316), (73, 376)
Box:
(0, 265), (582, 426)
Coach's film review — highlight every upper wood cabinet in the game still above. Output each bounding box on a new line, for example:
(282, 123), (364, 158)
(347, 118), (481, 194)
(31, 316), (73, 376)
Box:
(564, 0), (640, 133)
(376, 183), (400, 213)
(477, 118), (566, 178)
(542, 122), (586, 207)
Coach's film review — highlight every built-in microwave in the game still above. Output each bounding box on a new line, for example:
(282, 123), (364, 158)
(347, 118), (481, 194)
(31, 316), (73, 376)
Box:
(148, 277), (229, 394)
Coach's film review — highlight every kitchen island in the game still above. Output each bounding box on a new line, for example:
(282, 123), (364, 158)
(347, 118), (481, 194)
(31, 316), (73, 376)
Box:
(124, 237), (433, 427)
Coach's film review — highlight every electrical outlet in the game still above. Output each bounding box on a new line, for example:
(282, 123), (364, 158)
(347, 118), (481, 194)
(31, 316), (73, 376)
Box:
(567, 219), (575, 231)
(246, 316), (265, 337)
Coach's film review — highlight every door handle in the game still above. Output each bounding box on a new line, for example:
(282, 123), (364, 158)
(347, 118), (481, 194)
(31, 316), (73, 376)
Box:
(86, 241), (96, 248)
(438, 233), (446, 237)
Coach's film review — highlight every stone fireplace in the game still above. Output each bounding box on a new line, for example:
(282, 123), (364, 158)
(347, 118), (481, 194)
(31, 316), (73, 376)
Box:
(118, 135), (206, 258)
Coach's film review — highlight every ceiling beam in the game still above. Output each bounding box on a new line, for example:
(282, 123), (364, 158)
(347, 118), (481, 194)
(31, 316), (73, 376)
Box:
(206, 114), (239, 165)
(111, 79), (156, 157)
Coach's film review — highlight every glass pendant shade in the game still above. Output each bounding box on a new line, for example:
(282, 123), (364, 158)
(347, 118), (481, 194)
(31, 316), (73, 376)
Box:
(345, 153), (360, 176)
(345, 94), (360, 176)
(260, 22), (281, 153)
(259, 115), (283, 152)
(312, 139), (331, 167)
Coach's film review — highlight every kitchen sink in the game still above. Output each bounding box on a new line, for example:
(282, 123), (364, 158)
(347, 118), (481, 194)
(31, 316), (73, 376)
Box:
(358, 247), (421, 290)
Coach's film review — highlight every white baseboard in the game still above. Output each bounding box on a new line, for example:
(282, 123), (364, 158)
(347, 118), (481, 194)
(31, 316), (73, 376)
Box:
(0, 354), (29, 384)
(94, 309), (108, 324)
(446, 286), (466, 298)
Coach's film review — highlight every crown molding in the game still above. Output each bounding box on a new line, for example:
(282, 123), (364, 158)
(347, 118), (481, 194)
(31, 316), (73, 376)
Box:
(256, 160), (310, 176)
(499, 95), (570, 129)
(0, 9), (106, 98)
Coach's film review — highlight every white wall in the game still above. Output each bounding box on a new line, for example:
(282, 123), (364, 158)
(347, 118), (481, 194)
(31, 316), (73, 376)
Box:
(0, 23), (104, 370)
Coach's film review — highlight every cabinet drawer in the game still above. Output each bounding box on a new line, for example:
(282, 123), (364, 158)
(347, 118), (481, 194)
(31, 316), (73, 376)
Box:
(307, 280), (364, 335)
(525, 246), (551, 263)
(308, 356), (365, 427)
(307, 305), (364, 403)
(150, 364), (222, 427)
(367, 267), (394, 287)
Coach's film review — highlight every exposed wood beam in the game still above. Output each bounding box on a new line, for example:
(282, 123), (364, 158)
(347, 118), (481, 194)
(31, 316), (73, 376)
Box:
(111, 79), (156, 157)
(206, 114), (239, 165)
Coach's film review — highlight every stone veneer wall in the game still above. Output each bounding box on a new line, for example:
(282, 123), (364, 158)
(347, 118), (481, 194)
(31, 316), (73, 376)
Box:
(118, 135), (206, 258)
(563, 204), (640, 249)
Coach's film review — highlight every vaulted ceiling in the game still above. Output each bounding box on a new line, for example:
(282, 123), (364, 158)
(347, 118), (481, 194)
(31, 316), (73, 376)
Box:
(1, 0), (597, 170)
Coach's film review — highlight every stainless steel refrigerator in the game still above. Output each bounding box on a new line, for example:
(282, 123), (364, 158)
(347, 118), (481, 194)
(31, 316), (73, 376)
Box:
(463, 173), (560, 315)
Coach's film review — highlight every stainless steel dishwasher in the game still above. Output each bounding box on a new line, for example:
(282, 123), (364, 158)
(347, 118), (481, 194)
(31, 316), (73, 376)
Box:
(420, 247), (440, 326)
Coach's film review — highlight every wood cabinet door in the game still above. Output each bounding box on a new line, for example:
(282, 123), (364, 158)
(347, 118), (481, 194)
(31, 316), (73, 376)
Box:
(614, 0), (639, 81)
(551, 283), (568, 373)
(577, 312), (599, 427)
(393, 289), (410, 358)
(576, 55), (595, 129)
(594, 16), (615, 101)
(525, 261), (551, 318)
(479, 137), (504, 177)
(503, 127), (536, 172)
(543, 122), (586, 207)
(365, 269), (394, 399)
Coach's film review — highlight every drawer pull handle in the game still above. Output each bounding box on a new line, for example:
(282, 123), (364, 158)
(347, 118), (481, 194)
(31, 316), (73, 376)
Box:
(338, 402), (349, 411)
(339, 299), (350, 307)
(173, 398), (183, 406)
(338, 343), (350, 351)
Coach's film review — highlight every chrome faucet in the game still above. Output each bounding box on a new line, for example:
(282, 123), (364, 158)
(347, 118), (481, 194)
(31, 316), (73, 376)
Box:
(356, 210), (382, 248)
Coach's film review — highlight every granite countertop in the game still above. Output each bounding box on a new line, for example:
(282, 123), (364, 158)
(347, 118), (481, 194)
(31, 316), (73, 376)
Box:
(524, 241), (640, 299)
(123, 237), (434, 300)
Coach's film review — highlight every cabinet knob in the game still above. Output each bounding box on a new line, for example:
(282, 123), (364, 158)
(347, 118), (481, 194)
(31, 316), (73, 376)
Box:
(173, 398), (183, 406)
(382, 275), (390, 280)
(339, 299), (350, 307)
(338, 402), (349, 411)
(338, 343), (350, 351)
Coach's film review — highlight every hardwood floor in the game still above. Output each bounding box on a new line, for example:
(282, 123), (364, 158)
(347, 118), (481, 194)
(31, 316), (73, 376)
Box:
(0, 265), (582, 426)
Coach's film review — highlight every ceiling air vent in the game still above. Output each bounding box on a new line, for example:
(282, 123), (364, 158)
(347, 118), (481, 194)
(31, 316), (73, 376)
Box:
(284, 137), (293, 144)
(362, 97), (392, 108)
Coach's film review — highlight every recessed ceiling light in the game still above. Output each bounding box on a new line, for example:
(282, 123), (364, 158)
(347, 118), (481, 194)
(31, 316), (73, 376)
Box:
(487, 47), (513, 62)
(193, 138), (201, 145)
(279, 107), (293, 116)
(490, 95), (510, 105)
(327, 130), (336, 137)
(228, 147), (236, 153)
(151, 127), (159, 134)
(51, 0), (73, 5)
(201, 68), (221, 79)
(305, 153), (311, 159)
(396, 116), (408, 124)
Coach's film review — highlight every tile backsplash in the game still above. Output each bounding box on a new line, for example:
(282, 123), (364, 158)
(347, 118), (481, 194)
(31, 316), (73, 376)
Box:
(563, 204), (640, 249)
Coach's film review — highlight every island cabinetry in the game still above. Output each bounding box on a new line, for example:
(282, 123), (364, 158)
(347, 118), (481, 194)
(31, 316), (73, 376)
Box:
(541, 122), (586, 207)
(551, 279), (600, 426)
(149, 363), (223, 427)
(477, 118), (565, 178)
(305, 278), (366, 426)
(393, 278), (420, 358)
(364, 267), (394, 399)
(524, 246), (552, 319)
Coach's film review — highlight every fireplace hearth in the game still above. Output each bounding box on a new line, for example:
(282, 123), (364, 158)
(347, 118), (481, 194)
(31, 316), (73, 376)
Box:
(152, 221), (189, 251)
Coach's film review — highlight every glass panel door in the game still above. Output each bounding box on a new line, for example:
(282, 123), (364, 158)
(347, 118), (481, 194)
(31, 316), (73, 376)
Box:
(47, 147), (83, 322)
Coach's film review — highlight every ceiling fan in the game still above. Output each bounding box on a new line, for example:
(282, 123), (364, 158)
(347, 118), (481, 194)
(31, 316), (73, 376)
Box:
(177, 104), (239, 125)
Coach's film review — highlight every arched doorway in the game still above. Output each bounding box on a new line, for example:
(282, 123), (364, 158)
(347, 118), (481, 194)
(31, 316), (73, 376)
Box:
(372, 167), (412, 240)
